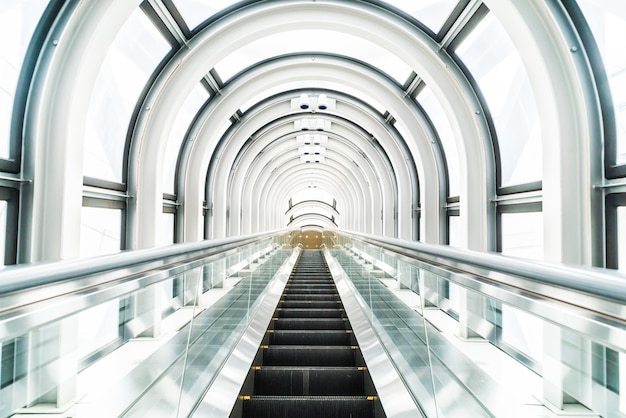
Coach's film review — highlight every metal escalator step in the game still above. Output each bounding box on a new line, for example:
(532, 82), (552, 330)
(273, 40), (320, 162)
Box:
(241, 395), (375, 418)
(272, 317), (348, 330)
(276, 308), (343, 318)
(268, 330), (352, 346)
(262, 346), (357, 366)
(280, 293), (339, 301)
(279, 300), (340, 309)
(253, 367), (366, 396)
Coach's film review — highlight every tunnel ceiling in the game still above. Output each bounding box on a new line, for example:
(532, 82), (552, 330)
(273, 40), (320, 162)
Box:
(25, 0), (602, 248)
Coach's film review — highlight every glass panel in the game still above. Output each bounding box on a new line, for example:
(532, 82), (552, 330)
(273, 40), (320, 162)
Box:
(158, 211), (175, 246)
(576, 1), (626, 164)
(455, 12), (542, 187)
(500, 211), (543, 261)
(0, 0), (49, 159)
(214, 30), (413, 84)
(417, 85), (460, 196)
(80, 206), (122, 257)
(384, 0), (458, 33)
(84, 8), (170, 182)
(501, 305), (543, 361)
(0, 201), (6, 265)
(172, 0), (240, 31)
(163, 83), (209, 194)
(77, 301), (118, 359)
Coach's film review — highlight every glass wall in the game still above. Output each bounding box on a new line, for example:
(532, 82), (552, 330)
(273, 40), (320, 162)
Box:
(454, 11), (542, 189)
(84, 7), (171, 183)
(80, 204), (123, 258)
(0, 0), (48, 162)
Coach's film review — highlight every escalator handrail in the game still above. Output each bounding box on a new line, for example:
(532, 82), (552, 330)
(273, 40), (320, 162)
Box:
(338, 230), (626, 305)
(0, 229), (287, 295)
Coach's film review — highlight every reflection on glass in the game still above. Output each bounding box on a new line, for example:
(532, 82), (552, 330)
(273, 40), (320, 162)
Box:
(501, 304), (543, 362)
(0, 200), (6, 265)
(0, 0), (48, 159)
(80, 206), (122, 257)
(163, 83), (210, 194)
(455, 12), (542, 187)
(500, 211), (543, 261)
(418, 85), (460, 196)
(576, 1), (626, 164)
(84, 8), (170, 182)
(214, 30), (413, 84)
(172, 0), (240, 31)
(384, 0), (458, 33)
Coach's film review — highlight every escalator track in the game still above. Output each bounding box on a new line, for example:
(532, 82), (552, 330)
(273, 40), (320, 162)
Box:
(231, 250), (384, 418)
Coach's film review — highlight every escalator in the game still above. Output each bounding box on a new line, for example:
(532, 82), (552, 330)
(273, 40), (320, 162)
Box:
(230, 249), (384, 418)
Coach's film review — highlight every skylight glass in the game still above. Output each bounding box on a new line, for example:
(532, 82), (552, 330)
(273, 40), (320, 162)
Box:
(162, 83), (210, 194)
(172, 0), (240, 31)
(455, 12), (542, 188)
(417, 85), (460, 197)
(0, 0), (48, 159)
(213, 30), (413, 85)
(575, 0), (626, 165)
(84, 8), (171, 183)
(383, 0), (459, 34)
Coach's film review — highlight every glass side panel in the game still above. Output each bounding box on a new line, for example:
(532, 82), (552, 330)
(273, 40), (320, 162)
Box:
(383, 0), (459, 33)
(455, 12), (542, 188)
(575, 1), (626, 164)
(500, 211), (543, 261)
(80, 206), (122, 257)
(0, 0), (49, 159)
(163, 83), (210, 194)
(213, 30), (413, 85)
(417, 85), (460, 197)
(0, 201), (6, 265)
(172, 0), (240, 31)
(501, 305), (543, 362)
(84, 8), (170, 182)
(77, 301), (118, 359)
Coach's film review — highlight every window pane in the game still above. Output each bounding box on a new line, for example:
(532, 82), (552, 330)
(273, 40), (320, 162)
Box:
(0, 0), (49, 159)
(84, 8), (171, 182)
(172, 0), (239, 31)
(575, 1), (626, 164)
(417, 85), (460, 196)
(448, 214), (461, 247)
(80, 206), (122, 257)
(0, 201), (6, 265)
(384, 0), (458, 33)
(455, 13), (542, 187)
(617, 207), (626, 271)
(500, 211), (543, 261)
(158, 212), (175, 246)
(214, 30), (413, 85)
(163, 84), (210, 194)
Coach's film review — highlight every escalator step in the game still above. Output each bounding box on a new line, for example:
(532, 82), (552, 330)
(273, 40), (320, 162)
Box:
(279, 300), (340, 309)
(241, 395), (375, 418)
(276, 308), (343, 318)
(273, 318), (348, 330)
(281, 294), (339, 301)
(268, 330), (352, 346)
(254, 367), (366, 395)
(262, 346), (356, 366)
